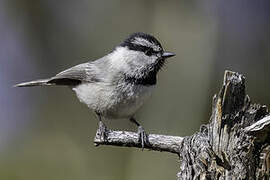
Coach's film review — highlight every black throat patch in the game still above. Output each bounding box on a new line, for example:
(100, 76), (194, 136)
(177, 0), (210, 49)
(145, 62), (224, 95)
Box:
(124, 70), (157, 86)
(124, 58), (165, 86)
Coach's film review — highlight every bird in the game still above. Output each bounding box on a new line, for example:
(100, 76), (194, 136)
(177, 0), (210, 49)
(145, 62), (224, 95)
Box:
(15, 32), (175, 148)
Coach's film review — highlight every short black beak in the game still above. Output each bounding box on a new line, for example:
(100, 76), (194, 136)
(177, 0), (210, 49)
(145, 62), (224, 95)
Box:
(162, 51), (176, 58)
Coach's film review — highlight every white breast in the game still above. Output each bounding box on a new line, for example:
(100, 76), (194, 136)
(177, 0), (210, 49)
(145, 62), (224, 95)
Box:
(73, 82), (155, 119)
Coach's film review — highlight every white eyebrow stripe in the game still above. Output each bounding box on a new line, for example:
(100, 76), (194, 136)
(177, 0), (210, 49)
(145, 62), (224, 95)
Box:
(132, 37), (161, 51)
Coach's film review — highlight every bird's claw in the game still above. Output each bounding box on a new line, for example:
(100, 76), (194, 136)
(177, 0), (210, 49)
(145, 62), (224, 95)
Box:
(138, 126), (147, 150)
(97, 121), (108, 141)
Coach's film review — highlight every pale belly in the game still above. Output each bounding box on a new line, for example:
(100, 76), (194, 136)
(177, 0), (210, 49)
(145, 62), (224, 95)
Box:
(73, 82), (154, 119)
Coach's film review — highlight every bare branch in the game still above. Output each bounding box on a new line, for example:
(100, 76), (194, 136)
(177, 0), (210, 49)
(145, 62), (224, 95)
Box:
(245, 114), (270, 132)
(94, 121), (184, 154)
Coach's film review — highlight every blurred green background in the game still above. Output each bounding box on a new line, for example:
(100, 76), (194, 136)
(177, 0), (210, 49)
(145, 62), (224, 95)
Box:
(1, 0), (270, 179)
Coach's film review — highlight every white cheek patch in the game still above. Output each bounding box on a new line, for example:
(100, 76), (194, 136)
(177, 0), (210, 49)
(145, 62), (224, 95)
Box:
(109, 47), (131, 71)
(110, 47), (154, 66)
(132, 37), (161, 52)
(108, 46), (158, 78)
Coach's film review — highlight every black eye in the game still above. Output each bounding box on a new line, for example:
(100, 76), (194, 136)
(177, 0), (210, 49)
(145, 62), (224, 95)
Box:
(145, 48), (155, 56)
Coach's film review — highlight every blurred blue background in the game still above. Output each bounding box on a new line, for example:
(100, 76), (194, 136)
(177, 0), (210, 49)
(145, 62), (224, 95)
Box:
(1, 0), (270, 179)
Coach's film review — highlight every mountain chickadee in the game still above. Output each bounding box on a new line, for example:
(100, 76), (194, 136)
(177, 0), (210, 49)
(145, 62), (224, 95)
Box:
(15, 32), (175, 148)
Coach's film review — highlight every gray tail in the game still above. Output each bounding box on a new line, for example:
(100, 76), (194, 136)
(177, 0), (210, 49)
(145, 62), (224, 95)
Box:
(14, 78), (82, 87)
(14, 78), (52, 87)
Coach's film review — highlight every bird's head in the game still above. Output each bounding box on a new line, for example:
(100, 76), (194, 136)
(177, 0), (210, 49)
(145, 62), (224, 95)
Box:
(109, 32), (175, 81)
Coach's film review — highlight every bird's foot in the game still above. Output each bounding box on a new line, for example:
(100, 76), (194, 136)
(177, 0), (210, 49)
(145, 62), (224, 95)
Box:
(96, 121), (108, 142)
(137, 126), (148, 150)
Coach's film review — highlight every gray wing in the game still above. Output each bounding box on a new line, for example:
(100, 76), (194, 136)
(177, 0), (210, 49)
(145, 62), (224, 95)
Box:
(54, 63), (89, 81)
(48, 61), (103, 86)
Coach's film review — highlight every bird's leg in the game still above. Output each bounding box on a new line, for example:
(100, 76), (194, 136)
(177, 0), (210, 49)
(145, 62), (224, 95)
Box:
(129, 117), (148, 150)
(96, 112), (108, 141)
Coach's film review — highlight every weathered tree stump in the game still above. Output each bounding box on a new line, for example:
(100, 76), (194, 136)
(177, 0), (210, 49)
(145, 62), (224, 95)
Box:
(94, 70), (270, 180)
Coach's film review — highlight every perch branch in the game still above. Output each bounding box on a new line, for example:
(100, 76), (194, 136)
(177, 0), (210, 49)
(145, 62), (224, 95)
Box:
(94, 121), (184, 154)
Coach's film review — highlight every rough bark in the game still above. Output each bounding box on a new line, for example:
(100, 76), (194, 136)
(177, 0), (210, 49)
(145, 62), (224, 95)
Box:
(94, 70), (270, 180)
